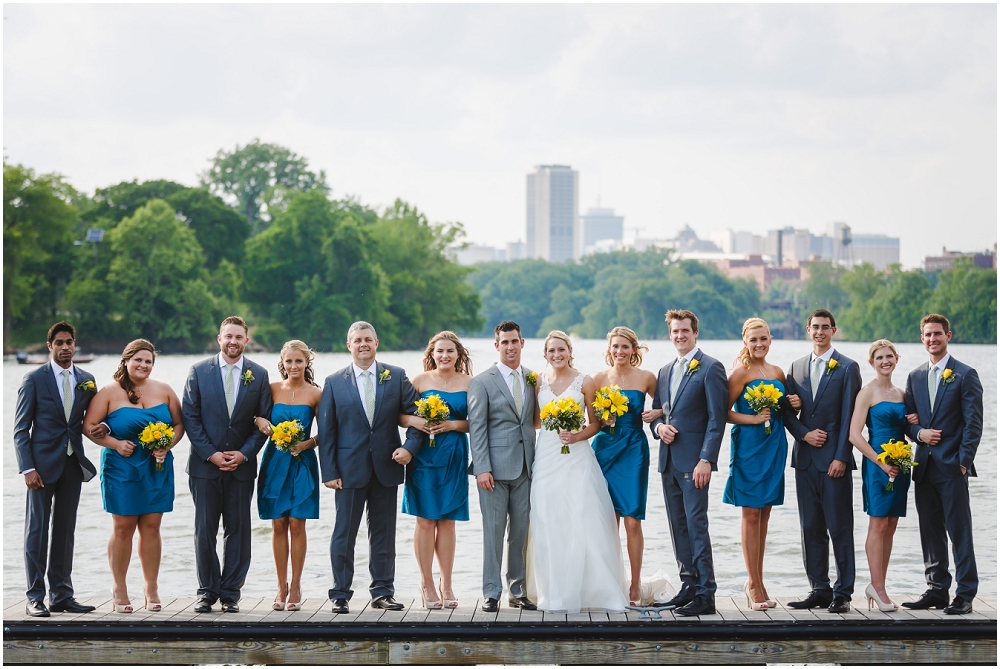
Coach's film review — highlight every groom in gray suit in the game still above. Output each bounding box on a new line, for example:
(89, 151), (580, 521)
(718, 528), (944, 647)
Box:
(649, 310), (728, 617)
(468, 321), (537, 612)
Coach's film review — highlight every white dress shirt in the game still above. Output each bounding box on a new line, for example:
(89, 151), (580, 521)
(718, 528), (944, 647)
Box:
(673, 346), (700, 377)
(810, 347), (835, 367)
(497, 362), (525, 396)
(50, 360), (76, 405)
(928, 352), (952, 395)
(353, 362), (378, 405)
(220, 353), (245, 401)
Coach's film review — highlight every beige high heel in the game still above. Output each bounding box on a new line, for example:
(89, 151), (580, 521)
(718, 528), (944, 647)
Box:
(286, 585), (302, 611)
(866, 583), (897, 612)
(439, 581), (458, 609)
(111, 588), (133, 614)
(421, 586), (443, 610)
(744, 581), (769, 612)
(143, 587), (162, 612)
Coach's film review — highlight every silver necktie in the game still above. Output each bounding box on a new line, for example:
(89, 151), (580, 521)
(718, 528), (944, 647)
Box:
(671, 357), (686, 404)
(811, 357), (824, 398)
(364, 370), (376, 426)
(928, 364), (938, 412)
(224, 364), (236, 417)
(62, 370), (74, 456)
(512, 371), (523, 417)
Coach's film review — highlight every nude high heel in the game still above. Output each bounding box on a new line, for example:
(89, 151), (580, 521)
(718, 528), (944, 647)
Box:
(422, 586), (443, 610)
(111, 588), (133, 614)
(744, 581), (768, 612)
(439, 581), (458, 609)
(273, 583), (288, 610)
(286, 585), (302, 611)
(143, 587), (162, 612)
(866, 583), (897, 612)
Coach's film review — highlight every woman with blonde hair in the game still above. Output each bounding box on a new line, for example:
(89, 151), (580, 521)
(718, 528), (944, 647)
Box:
(848, 339), (910, 611)
(255, 340), (322, 611)
(723, 318), (789, 611)
(398, 331), (473, 609)
(591, 326), (660, 606)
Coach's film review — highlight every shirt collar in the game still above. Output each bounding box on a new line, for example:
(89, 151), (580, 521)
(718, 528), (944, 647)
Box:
(50, 359), (74, 380)
(497, 363), (521, 380)
(811, 348), (835, 364)
(677, 347), (699, 363)
(219, 353), (244, 372)
(354, 362), (378, 379)
(930, 352), (951, 371)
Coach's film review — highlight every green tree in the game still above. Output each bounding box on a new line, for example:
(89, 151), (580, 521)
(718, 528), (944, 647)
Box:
(802, 261), (849, 314)
(202, 139), (329, 232)
(926, 259), (997, 343)
(838, 263), (883, 340)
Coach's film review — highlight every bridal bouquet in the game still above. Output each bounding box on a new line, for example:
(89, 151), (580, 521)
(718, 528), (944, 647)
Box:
(743, 383), (783, 435)
(414, 394), (450, 447)
(271, 419), (306, 461)
(540, 397), (585, 453)
(139, 421), (174, 471)
(593, 385), (629, 434)
(876, 439), (916, 491)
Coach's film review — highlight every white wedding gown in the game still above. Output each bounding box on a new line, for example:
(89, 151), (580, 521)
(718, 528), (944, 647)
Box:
(525, 373), (628, 613)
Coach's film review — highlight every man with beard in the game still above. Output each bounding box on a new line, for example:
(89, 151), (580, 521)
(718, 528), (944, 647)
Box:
(182, 316), (273, 613)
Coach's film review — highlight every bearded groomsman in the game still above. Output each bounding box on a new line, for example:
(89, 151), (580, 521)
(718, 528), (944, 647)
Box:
(902, 314), (982, 615)
(648, 310), (728, 617)
(783, 309), (861, 613)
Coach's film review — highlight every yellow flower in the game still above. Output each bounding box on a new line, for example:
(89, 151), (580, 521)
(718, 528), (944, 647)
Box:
(686, 359), (700, 376)
(825, 359), (840, 376)
(525, 372), (538, 386)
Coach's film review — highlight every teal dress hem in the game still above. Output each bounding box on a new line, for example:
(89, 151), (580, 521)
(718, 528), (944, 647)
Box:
(101, 403), (175, 516)
(402, 390), (470, 522)
(592, 389), (649, 520)
(862, 401), (911, 518)
(722, 379), (787, 509)
(257, 403), (320, 520)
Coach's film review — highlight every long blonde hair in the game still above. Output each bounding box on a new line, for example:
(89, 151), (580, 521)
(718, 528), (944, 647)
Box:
(604, 326), (648, 367)
(735, 317), (771, 370)
(422, 331), (473, 375)
(278, 340), (319, 387)
(543, 330), (575, 368)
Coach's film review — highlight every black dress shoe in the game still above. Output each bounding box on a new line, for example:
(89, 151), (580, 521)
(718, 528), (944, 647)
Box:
(675, 596), (716, 617)
(508, 596), (537, 610)
(902, 589), (949, 610)
(49, 598), (96, 613)
(653, 590), (695, 610)
(828, 597), (851, 613)
(25, 600), (50, 617)
(481, 597), (499, 612)
(787, 590), (833, 609)
(193, 598), (213, 613)
(220, 599), (240, 613)
(371, 596), (404, 611)
(943, 596), (973, 615)
(331, 598), (349, 614)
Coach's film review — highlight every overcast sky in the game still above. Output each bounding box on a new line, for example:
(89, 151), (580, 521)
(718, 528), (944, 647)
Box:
(4, 4), (996, 268)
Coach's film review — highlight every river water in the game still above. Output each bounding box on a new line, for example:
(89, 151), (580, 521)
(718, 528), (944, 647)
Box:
(4, 339), (995, 603)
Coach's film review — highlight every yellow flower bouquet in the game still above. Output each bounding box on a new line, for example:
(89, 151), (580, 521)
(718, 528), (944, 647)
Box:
(592, 385), (629, 434)
(139, 421), (175, 471)
(540, 397), (585, 453)
(415, 394), (451, 447)
(271, 419), (306, 461)
(743, 383), (783, 435)
(876, 439), (916, 491)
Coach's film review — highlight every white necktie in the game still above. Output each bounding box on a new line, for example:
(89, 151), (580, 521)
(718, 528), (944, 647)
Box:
(224, 364), (236, 417)
(364, 371), (376, 426)
(811, 357), (824, 398)
(512, 371), (523, 417)
(671, 357), (686, 404)
(62, 370), (74, 456)
(928, 364), (938, 411)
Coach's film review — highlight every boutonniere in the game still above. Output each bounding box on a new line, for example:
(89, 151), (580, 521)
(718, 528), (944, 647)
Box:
(941, 368), (957, 385)
(378, 369), (391, 385)
(525, 371), (538, 386)
(76, 379), (96, 392)
(241, 369), (254, 386)
(825, 359), (840, 377)
(685, 359), (700, 376)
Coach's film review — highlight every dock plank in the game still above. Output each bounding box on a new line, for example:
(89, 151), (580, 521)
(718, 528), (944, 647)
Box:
(519, 608), (544, 623)
(542, 611), (567, 623)
(378, 598), (414, 625)
(400, 599), (429, 624)
(447, 600), (478, 623)
(715, 596), (748, 622)
(470, 603), (498, 624)
(567, 612), (590, 623)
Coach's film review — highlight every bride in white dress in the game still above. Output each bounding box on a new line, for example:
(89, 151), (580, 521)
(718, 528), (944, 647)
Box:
(526, 330), (628, 613)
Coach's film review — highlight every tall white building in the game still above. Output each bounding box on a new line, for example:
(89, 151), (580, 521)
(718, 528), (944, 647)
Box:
(526, 165), (580, 262)
(580, 207), (624, 255)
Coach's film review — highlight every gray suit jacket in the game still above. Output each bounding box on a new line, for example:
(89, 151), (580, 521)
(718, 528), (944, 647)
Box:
(649, 350), (728, 473)
(13, 363), (98, 483)
(784, 350), (862, 471)
(467, 364), (536, 481)
(904, 357), (982, 480)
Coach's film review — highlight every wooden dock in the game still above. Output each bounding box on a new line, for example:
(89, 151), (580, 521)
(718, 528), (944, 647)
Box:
(3, 594), (996, 664)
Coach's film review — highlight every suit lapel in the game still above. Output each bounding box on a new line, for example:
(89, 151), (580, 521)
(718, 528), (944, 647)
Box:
(42, 363), (68, 424)
(489, 365), (519, 416)
(208, 356), (228, 421)
(373, 362), (386, 421)
(70, 365), (86, 422)
(520, 366), (535, 423)
(812, 352), (836, 406)
(345, 366), (368, 420)
(669, 351), (700, 416)
(929, 359), (955, 423)
(230, 360), (253, 420)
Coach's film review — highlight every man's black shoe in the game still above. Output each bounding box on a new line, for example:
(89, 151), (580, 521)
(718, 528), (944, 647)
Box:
(943, 596), (973, 615)
(371, 596), (404, 611)
(49, 598), (96, 613)
(787, 590), (833, 609)
(193, 598), (213, 613)
(902, 589), (949, 610)
(828, 597), (851, 613)
(652, 590), (695, 610)
(220, 599), (240, 613)
(25, 600), (49, 617)
(508, 596), (536, 610)
(675, 596), (716, 617)
(331, 599), (349, 614)
(481, 598), (499, 612)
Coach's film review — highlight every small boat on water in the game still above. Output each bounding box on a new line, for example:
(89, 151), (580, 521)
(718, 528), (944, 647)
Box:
(15, 351), (95, 365)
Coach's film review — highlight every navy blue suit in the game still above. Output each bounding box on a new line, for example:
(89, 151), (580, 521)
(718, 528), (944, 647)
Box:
(13, 363), (97, 605)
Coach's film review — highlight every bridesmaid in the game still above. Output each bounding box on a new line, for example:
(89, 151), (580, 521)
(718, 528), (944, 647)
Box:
(849, 339), (910, 612)
(398, 331), (472, 609)
(254, 340), (322, 611)
(84, 339), (184, 613)
(723, 317), (788, 612)
(591, 326), (660, 606)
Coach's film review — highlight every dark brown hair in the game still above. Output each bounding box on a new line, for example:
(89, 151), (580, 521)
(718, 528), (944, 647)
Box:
(920, 313), (951, 334)
(423, 331), (473, 375)
(114, 339), (157, 404)
(219, 315), (249, 335)
(808, 309), (836, 328)
(494, 320), (522, 341)
(47, 321), (75, 344)
(665, 309), (700, 333)
(278, 340), (319, 387)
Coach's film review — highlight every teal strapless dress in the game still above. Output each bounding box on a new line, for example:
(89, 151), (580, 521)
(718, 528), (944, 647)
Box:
(257, 404), (319, 520)
(402, 390), (470, 521)
(592, 389), (649, 520)
(101, 403), (174, 515)
(863, 401), (910, 518)
(723, 379), (788, 509)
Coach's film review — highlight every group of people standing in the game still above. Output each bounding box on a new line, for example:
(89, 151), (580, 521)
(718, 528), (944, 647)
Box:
(14, 309), (982, 619)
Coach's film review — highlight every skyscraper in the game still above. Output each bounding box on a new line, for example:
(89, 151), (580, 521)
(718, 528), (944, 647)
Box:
(526, 165), (579, 262)
(580, 207), (624, 254)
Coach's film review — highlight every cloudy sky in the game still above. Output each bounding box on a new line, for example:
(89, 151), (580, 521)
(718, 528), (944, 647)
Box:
(4, 4), (996, 267)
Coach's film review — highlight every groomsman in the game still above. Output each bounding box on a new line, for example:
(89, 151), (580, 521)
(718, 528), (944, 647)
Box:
(182, 316), (272, 613)
(783, 309), (861, 613)
(318, 321), (420, 614)
(649, 310), (728, 616)
(13, 322), (99, 617)
(902, 314), (982, 614)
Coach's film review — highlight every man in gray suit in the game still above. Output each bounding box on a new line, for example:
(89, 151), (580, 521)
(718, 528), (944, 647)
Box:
(902, 313), (982, 615)
(783, 309), (861, 613)
(468, 321), (537, 612)
(182, 316), (273, 613)
(317, 321), (420, 614)
(649, 310), (728, 617)
(14, 322), (98, 617)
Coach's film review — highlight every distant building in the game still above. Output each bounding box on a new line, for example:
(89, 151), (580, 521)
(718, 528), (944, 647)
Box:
(674, 225), (722, 253)
(923, 246), (997, 272)
(506, 240), (526, 262)
(713, 255), (802, 293)
(452, 244), (506, 266)
(580, 207), (624, 255)
(526, 165), (580, 262)
(709, 229), (757, 255)
(850, 234), (900, 270)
